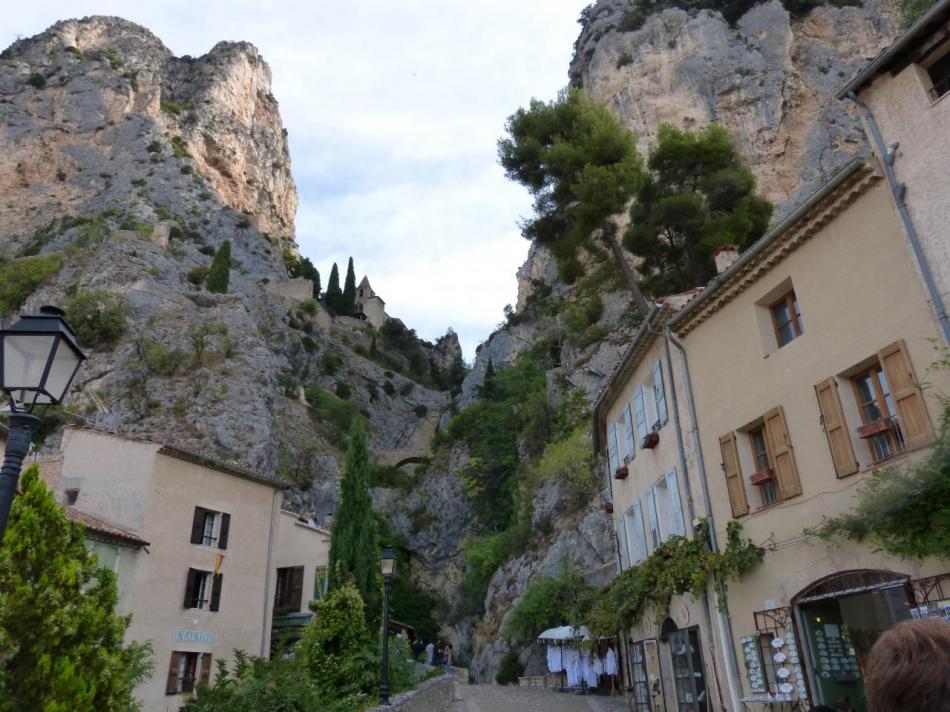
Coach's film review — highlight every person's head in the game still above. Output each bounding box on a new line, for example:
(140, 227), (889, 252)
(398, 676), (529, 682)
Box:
(865, 618), (950, 712)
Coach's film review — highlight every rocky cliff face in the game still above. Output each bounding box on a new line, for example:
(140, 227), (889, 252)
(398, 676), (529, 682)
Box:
(571, 0), (897, 212)
(0, 17), (453, 524)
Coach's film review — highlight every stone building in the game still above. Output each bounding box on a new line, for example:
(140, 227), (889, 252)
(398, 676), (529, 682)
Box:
(31, 427), (329, 712)
(355, 275), (388, 329)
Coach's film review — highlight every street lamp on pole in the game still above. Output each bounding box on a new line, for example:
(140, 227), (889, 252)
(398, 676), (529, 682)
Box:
(379, 545), (396, 706)
(0, 306), (85, 542)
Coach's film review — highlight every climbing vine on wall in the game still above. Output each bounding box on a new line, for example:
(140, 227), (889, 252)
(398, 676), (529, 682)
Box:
(586, 520), (763, 637)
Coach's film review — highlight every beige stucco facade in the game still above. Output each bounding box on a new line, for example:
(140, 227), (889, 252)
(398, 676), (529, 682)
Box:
(854, 25), (950, 321)
(673, 167), (950, 709)
(49, 428), (286, 712)
(595, 308), (723, 711)
(269, 508), (331, 620)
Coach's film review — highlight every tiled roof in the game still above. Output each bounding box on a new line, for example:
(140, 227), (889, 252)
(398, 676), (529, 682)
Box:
(65, 507), (149, 548)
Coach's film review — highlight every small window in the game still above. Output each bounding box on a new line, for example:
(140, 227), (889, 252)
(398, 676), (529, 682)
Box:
(274, 566), (304, 614)
(190, 507), (231, 549)
(852, 366), (905, 463)
(770, 291), (803, 347)
(622, 500), (648, 566)
(645, 470), (686, 549)
(165, 651), (211, 695)
(927, 49), (950, 99)
(184, 568), (222, 611)
(64, 488), (80, 505)
(748, 427), (779, 507)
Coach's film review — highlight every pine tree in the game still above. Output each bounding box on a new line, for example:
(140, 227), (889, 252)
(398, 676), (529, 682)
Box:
(0, 465), (153, 710)
(312, 268), (321, 300)
(341, 257), (357, 317)
(499, 88), (651, 316)
(327, 423), (381, 631)
(206, 240), (231, 294)
(325, 262), (342, 314)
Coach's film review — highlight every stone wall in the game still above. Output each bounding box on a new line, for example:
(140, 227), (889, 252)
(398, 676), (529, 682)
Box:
(364, 674), (454, 712)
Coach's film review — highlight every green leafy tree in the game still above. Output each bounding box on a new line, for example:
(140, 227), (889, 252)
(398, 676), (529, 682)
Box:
(327, 424), (381, 629)
(624, 124), (772, 295)
(325, 262), (343, 314)
(341, 257), (357, 317)
(505, 563), (596, 644)
(286, 253), (322, 298)
(206, 240), (231, 294)
(0, 465), (153, 711)
(63, 290), (128, 350)
(0, 254), (64, 315)
(498, 88), (650, 315)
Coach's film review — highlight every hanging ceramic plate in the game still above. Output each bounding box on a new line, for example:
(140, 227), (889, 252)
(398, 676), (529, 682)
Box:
(772, 638), (785, 648)
(779, 683), (794, 694)
(773, 652), (787, 663)
(777, 667), (790, 679)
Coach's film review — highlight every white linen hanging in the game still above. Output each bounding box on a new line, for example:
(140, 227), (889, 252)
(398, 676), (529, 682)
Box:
(547, 645), (563, 673)
(605, 647), (618, 675)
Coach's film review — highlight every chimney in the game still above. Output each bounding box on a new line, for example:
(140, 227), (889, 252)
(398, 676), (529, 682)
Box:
(713, 245), (740, 274)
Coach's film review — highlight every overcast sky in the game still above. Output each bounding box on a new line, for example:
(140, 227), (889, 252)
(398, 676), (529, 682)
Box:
(0, 1), (590, 360)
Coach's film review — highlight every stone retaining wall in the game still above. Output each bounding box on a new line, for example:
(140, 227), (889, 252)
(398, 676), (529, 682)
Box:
(364, 674), (454, 712)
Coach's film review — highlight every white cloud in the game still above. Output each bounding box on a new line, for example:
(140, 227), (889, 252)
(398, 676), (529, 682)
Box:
(2, 0), (590, 360)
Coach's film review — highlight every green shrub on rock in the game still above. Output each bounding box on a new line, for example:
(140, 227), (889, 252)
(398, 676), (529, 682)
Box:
(206, 240), (231, 293)
(63, 290), (128, 349)
(0, 254), (64, 316)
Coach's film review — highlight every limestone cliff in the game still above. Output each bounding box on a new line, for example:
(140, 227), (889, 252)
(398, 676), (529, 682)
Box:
(0, 17), (455, 526)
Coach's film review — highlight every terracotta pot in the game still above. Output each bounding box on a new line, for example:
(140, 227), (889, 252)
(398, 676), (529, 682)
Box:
(750, 468), (774, 486)
(614, 465), (629, 479)
(641, 431), (660, 449)
(603, 501), (614, 513)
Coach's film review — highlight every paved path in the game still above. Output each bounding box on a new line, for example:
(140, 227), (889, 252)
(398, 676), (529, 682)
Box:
(449, 684), (627, 712)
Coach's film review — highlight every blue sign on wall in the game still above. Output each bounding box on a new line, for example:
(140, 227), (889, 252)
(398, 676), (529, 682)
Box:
(174, 629), (214, 644)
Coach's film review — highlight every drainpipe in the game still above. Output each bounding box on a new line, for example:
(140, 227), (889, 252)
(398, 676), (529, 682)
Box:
(667, 327), (743, 712)
(260, 487), (281, 657)
(847, 92), (950, 346)
(662, 332), (728, 708)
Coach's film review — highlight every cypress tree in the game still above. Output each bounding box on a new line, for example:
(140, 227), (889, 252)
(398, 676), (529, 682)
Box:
(206, 240), (231, 294)
(327, 423), (381, 631)
(312, 268), (321, 299)
(341, 257), (357, 317)
(325, 262), (342, 314)
(0, 465), (153, 708)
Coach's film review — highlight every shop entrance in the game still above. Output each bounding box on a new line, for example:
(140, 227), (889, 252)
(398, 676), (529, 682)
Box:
(794, 570), (912, 712)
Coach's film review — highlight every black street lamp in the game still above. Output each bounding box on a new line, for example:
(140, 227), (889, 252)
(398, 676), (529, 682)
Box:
(379, 545), (396, 706)
(0, 306), (85, 542)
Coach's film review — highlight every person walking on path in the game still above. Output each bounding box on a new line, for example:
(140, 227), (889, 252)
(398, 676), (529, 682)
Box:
(425, 640), (435, 666)
(444, 642), (454, 673)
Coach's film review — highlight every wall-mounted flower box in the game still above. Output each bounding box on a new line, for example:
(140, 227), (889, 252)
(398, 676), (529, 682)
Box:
(750, 468), (774, 486)
(641, 431), (660, 449)
(614, 466), (629, 480)
(857, 417), (893, 439)
(603, 501), (614, 514)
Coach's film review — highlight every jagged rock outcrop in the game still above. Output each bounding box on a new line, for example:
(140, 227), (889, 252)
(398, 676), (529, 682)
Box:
(0, 17), (454, 524)
(571, 0), (898, 212)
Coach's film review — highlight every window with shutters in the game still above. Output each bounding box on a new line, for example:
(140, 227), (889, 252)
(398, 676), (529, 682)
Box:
(748, 426), (779, 507)
(645, 470), (686, 549)
(731, 406), (802, 510)
(622, 500), (648, 566)
(606, 423), (620, 475)
(842, 340), (934, 466)
(921, 39), (950, 100)
(165, 651), (211, 695)
(814, 377), (859, 478)
(623, 404), (636, 462)
(184, 568), (223, 611)
(190, 506), (231, 549)
(631, 360), (669, 443)
(274, 566), (305, 614)
(719, 432), (749, 518)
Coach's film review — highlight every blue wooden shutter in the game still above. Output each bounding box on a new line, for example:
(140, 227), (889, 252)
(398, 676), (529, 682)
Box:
(607, 423), (618, 473)
(631, 500), (648, 563)
(653, 361), (668, 427)
(666, 470), (686, 536)
(645, 488), (659, 549)
(634, 387), (648, 440)
(623, 404), (636, 459)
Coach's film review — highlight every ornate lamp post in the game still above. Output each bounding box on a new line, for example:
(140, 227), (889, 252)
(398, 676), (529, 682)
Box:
(0, 306), (85, 542)
(379, 545), (396, 706)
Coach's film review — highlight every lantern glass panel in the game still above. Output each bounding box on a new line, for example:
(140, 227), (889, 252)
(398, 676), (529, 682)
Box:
(380, 551), (396, 577)
(3, 334), (57, 390)
(44, 340), (82, 402)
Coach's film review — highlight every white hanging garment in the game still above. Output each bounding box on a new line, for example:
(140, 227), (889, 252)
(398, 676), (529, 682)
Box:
(584, 652), (598, 688)
(566, 648), (581, 687)
(605, 647), (618, 675)
(547, 645), (563, 673)
(593, 654), (604, 677)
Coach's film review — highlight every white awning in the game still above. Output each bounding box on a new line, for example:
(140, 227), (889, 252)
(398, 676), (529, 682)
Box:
(537, 625), (590, 642)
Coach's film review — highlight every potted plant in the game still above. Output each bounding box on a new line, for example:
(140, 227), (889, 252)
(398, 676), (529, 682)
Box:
(603, 501), (614, 513)
(857, 417), (893, 439)
(641, 431), (660, 449)
(750, 468), (774, 486)
(614, 465), (629, 479)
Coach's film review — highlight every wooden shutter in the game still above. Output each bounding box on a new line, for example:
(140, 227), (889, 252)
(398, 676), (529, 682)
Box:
(209, 573), (223, 612)
(288, 566), (304, 612)
(190, 507), (205, 544)
(653, 360), (668, 426)
(879, 339), (935, 450)
(199, 653), (212, 685)
(719, 432), (749, 517)
(183, 568), (198, 608)
(165, 652), (181, 695)
(815, 377), (859, 478)
(763, 406), (802, 499)
(218, 513), (230, 550)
